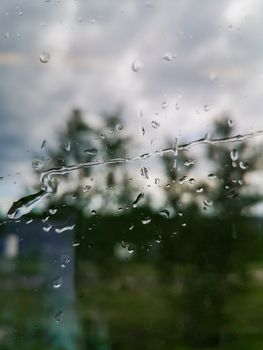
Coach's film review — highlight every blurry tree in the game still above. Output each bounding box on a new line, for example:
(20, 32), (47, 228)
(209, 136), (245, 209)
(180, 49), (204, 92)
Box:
(158, 116), (263, 348)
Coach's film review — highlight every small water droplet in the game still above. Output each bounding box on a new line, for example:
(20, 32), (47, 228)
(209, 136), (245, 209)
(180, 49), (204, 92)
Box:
(49, 208), (57, 215)
(60, 255), (70, 268)
(140, 166), (149, 179)
(84, 148), (98, 155)
(196, 187), (204, 193)
(72, 241), (80, 247)
(204, 199), (213, 207)
(91, 209), (96, 216)
(128, 245), (135, 254)
(155, 234), (162, 244)
(65, 140), (71, 151)
(40, 51), (50, 63)
(41, 139), (47, 150)
(121, 240), (127, 248)
(228, 119), (233, 128)
(133, 192), (144, 208)
(129, 224), (134, 230)
(141, 126), (145, 136)
(189, 178), (195, 184)
(55, 224), (75, 233)
(4, 32), (9, 39)
(131, 59), (143, 72)
(203, 104), (210, 112)
(239, 161), (248, 169)
(208, 173), (216, 180)
(141, 217), (151, 224)
(184, 159), (195, 167)
(54, 310), (63, 323)
(43, 224), (52, 232)
(230, 149), (239, 161)
(179, 176), (188, 184)
(155, 178), (160, 184)
(175, 94), (182, 110)
(18, 11), (23, 16)
(162, 51), (173, 61)
(83, 185), (91, 192)
(32, 159), (44, 170)
(151, 120), (160, 129)
(52, 276), (62, 289)
(159, 209), (169, 219)
(116, 123), (123, 131)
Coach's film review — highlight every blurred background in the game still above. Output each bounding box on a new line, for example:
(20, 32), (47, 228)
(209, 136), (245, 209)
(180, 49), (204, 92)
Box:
(1, 1), (263, 349)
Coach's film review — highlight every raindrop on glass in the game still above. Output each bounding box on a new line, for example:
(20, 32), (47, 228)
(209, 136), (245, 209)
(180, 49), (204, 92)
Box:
(159, 209), (169, 219)
(228, 119), (234, 128)
(230, 149), (239, 161)
(131, 59), (143, 72)
(32, 159), (44, 170)
(83, 185), (91, 193)
(84, 148), (98, 155)
(140, 166), (149, 179)
(132, 192), (144, 208)
(60, 255), (70, 268)
(141, 217), (151, 224)
(54, 310), (63, 324)
(162, 51), (173, 61)
(239, 161), (248, 170)
(208, 173), (217, 180)
(179, 176), (188, 184)
(184, 159), (195, 167)
(116, 123), (123, 131)
(151, 120), (160, 129)
(52, 276), (62, 289)
(65, 140), (71, 152)
(40, 51), (50, 63)
(41, 139), (47, 150)
(49, 208), (57, 215)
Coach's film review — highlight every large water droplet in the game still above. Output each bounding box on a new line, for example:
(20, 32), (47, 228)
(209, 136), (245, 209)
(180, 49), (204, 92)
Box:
(132, 192), (144, 208)
(7, 190), (48, 220)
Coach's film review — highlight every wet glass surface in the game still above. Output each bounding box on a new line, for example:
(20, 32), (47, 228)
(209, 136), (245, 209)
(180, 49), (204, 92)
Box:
(1, 1), (263, 349)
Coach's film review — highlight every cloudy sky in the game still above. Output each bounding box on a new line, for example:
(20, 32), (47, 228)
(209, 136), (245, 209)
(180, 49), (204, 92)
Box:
(1, 0), (263, 213)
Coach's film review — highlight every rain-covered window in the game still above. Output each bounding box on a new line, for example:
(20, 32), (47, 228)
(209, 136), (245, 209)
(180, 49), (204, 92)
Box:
(1, 1), (263, 349)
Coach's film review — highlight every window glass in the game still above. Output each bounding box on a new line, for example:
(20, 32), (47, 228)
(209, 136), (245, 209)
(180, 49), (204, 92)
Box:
(1, 1), (263, 349)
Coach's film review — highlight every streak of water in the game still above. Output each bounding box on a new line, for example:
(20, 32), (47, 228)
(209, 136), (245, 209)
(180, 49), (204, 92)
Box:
(7, 130), (263, 219)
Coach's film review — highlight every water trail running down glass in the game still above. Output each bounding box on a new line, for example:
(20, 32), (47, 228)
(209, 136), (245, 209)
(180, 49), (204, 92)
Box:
(7, 130), (263, 220)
